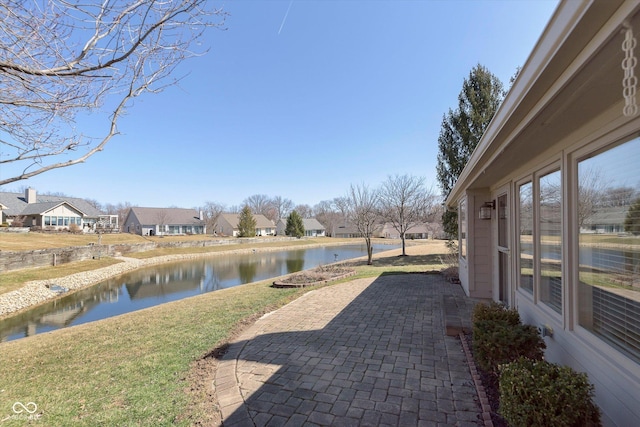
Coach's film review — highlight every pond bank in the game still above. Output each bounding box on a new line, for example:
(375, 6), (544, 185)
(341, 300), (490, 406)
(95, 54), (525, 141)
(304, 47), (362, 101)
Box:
(0, 241), (407, 318)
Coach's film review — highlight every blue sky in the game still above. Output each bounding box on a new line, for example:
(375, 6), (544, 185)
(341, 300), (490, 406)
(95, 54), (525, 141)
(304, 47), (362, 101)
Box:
(2, 0), (558, 210)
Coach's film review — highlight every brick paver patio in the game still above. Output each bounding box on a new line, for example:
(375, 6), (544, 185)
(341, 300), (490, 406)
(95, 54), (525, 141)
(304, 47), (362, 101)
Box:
(214, 273), (480, 427)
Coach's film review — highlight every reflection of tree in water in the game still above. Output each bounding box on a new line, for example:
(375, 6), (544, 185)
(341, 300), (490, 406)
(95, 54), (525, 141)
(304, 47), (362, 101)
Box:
(200, 264), (222, 292)
(238, 262), (257, 284)
(286, 257), (304, 274)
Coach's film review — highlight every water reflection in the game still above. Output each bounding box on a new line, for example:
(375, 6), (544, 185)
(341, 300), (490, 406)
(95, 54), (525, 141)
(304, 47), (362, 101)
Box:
(0, 244), (396, 342)
(238, 261), (258, 284)
(286, 257), (304, 273)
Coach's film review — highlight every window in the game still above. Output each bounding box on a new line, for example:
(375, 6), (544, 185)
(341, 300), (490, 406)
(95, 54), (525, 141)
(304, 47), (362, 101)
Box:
(460, 198), (467, 259)
(519, 182), (533, 293)
(577, 137), (640, 363)
(539, 169), (562, 313)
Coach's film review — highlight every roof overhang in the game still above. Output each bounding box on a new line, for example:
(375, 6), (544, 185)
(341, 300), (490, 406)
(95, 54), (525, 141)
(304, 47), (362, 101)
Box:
(446, 0), (640, 206)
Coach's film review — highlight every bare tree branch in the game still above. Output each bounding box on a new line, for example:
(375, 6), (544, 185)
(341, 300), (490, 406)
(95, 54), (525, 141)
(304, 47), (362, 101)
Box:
(243, 194), (273, 219)
(202, 200), (225, 234)
(0, 0), (227, 186)
(270, 196), (294, 223)
(378, 174), (436, 256)
(346, 183), (381, 265)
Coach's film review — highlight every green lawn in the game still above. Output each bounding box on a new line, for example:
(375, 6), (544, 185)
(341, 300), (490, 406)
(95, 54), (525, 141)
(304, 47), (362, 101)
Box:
(0, 279), (303, 426)
(0, 245), (447, 426)
(0, 258), (123, 295)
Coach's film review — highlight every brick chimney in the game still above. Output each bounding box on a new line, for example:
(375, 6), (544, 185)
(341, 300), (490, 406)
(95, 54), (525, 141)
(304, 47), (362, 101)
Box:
(25, 187), (36, 204)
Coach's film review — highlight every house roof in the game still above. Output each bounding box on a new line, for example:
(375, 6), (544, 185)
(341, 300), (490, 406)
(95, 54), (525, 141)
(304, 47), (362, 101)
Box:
(276, 218), (326, 231)
(127, 207), (204, 226)
(220, 213), (274, 229)
(583, 207), (629, 226)
(333, 223), (361, 235)
(446, 0), (636, 205)
(0, 191), (103, 217)
(20, 201), (86, 216)
(303, 218), (325, 230)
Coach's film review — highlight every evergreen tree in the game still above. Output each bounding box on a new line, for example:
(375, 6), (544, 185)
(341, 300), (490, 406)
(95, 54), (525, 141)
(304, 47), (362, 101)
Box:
(436, 64), (505, 237)
(624, 197), (640, 235)
(237, 205), (256, 237)
(285, 210), (305, 238)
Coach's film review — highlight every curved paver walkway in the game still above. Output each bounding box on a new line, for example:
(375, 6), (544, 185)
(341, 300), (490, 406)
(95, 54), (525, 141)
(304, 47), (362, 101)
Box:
(214, 273), (480, 426)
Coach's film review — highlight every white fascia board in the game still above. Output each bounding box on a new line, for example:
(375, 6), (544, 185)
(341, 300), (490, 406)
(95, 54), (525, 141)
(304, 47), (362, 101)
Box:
(445, 0), (633, 206)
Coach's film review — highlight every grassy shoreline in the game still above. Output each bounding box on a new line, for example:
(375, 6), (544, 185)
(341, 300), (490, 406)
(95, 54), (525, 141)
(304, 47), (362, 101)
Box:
(0, 237), (372, 296)
(0, 238), (400, 318)
(0, 240), (447, 426)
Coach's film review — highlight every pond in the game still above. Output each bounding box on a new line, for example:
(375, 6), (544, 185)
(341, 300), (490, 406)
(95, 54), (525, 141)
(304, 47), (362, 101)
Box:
(0, 243), (397, 342)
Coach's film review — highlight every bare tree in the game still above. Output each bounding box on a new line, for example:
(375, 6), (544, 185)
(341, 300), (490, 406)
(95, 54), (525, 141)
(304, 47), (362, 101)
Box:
(314, 200), (339, 237)
(333, 196), (350, 225)
(294, 204), (313, 219)
(602, 186), (638, 207)
(202, 201), (225, 235)
(243, 194), (272, 218)
(578, 167), (606, 229)
(346, 184), (381, 265)
(425, 203), (445, 239)
(83, 198), (103, 211)
(105, 202), (134, 232)
(269, 196), (293, 223)
(227, 205), (241, 214)
(378, 174), (436, 256)
(0, 1), (227, 186)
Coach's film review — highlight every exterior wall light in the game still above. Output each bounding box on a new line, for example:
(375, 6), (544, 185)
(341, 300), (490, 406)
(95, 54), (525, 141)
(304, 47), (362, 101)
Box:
(479, 201), (495, 220)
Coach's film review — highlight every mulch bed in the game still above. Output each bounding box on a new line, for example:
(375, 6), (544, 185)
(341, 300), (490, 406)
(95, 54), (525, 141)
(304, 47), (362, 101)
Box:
(272, 266), (355, 288)
(461, 333), (509, 427)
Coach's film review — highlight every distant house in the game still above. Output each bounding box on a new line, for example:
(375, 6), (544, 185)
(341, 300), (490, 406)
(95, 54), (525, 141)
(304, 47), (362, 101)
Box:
(123, 207), (205, 236)
(218, 213), (275, 237)
(332, 221), (384, 238)
(0, 188), (117, 232)
(276, 218), (326, 237)
(581, 206), (629, 234)
(379, 223), (429, 240)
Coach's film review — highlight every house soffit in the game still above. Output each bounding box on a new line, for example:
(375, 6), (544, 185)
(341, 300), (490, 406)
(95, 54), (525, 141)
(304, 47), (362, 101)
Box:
(447, 0), (639, 202)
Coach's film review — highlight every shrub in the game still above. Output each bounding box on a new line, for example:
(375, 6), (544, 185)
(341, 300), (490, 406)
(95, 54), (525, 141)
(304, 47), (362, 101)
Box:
(472, 301), (520, 325)
(472, 302), (544, 373)
(473, 321), (545, 373)
(69, 223), (82, 234)
(499, 357), (601, 427)
(11, 216), (26, 227)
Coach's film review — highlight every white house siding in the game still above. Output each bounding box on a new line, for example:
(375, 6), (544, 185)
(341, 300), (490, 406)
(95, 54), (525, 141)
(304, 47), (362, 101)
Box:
(444, 2), (640, 425)
(469, 190), (493, 301)
(513, 116), (640, 426)
(42, 205), (83, 228)
(463, 106), (640, 426)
